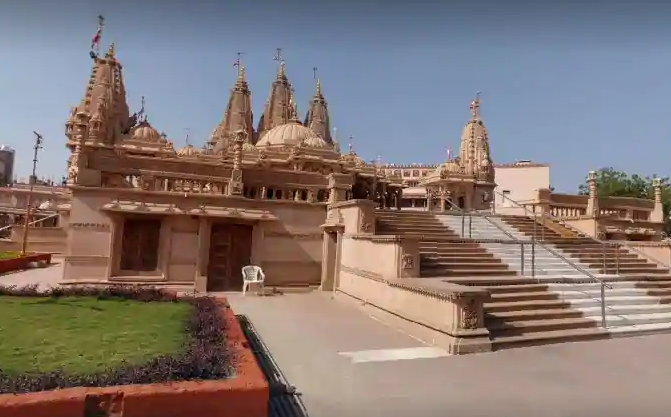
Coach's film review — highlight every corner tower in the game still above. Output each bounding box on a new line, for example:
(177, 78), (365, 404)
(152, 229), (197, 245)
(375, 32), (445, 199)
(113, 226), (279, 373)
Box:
(65, 44), (134, 147)
(458, 93), (495, 184)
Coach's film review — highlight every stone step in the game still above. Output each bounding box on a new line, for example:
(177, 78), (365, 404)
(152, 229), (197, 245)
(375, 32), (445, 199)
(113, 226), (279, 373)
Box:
(490, 304), (671, 322)
(486, 295), (671, 312)
(421, 260), (512, 269)
(491, 287), (671, 303)
(490, 326), (610, 351)
(420, 253), (496, 260)
(420, 268), (518, 277)
(442, 276), (537, 286)
(488, 316), (601, 336)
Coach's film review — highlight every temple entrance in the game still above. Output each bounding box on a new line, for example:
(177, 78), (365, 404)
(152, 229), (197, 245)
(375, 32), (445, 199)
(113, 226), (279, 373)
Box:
(120, 218), (162, 272)
(207, 223), (253, 291)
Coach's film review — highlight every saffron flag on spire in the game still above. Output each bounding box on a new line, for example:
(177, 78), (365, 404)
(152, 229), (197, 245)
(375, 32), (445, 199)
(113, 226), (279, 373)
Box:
(447, 147), (453, 160)
(90, 15), (105, 52)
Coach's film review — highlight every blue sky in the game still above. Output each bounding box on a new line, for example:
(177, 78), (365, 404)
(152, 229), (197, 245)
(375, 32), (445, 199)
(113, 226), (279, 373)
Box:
(0, 1), (668, 191)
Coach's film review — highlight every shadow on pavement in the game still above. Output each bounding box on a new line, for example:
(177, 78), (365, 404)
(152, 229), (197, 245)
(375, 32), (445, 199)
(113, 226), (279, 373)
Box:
(237, 315), (311, 417)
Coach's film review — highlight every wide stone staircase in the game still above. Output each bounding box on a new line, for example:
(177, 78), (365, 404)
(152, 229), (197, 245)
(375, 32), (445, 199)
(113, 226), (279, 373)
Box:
(376, 209), (671, 350)
(500, 215), (670, 276)
(436, 213), (597, 279)
(376, 210), (516, 278)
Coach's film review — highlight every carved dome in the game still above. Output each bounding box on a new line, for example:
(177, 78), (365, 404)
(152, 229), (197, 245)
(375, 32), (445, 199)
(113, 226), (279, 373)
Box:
(130, 120), (161, 143)
(340, 152), (366, 168)
(432, 160), (464, 176)
(460, 119), (488, 142)
(176, 144), (200, 157)
(256, 122), (326, 148)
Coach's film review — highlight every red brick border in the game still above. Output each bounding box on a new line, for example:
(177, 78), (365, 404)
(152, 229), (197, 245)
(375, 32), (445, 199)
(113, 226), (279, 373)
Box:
(0, 253), (52, 275)
(0, 300), (269, 417)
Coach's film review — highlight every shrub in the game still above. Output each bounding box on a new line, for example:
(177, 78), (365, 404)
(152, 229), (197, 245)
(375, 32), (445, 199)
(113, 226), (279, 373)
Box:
(0, 285), (234, 394)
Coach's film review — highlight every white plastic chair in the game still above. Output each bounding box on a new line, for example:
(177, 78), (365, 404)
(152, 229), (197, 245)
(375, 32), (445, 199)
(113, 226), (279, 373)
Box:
(241, 265), (265, 296)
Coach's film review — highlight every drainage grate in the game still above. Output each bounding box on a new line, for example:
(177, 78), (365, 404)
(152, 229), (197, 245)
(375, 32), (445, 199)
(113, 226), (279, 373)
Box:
(237, 315), (310, 417)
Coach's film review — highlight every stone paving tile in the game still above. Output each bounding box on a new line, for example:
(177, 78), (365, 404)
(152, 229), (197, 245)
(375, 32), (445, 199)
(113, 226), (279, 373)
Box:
(227, 291), (671, 417)
(0, 260), (63, 290)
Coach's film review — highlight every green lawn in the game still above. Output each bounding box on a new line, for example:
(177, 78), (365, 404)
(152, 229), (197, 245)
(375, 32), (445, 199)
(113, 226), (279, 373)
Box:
(0, 252), (21, 260)
(0, 296), (191, 375)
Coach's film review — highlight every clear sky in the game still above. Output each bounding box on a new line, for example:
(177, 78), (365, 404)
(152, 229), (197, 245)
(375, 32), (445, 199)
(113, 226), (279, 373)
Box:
(0, 0), (668, 192)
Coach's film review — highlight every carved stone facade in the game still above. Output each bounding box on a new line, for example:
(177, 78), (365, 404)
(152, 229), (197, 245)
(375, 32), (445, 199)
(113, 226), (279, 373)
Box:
(58, 41), (404, 290)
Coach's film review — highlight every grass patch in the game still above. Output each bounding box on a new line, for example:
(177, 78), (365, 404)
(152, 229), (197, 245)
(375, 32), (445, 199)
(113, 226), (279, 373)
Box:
(0, 296), (191, 375)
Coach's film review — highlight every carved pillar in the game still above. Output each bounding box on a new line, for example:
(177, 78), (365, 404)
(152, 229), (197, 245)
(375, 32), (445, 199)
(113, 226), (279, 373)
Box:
(439, 187), (447, 212)
(380, 183), (388, 209)
(586, 170), (599, 218)
(426, 189), (433, 212)
(194, 218), (210, 293)
(651, 177), (664, 222)
(394, 190), (401, 210)
(260, 186), (267, 200)
(228, 131), (245, 196)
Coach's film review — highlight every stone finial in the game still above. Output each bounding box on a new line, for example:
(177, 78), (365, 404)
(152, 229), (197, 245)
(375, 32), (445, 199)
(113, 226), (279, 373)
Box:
(588, 170), (597, 182)
(653, 177), (663, 203)
(469, 91), (481, 120)
(105, 43), (115, 59)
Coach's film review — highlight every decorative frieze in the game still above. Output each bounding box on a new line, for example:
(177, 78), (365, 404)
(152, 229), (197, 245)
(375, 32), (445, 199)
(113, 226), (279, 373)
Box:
(70, 222), (111, 231)
(340, 265), (384, 282)
(401, 254), (415, 270)
(264, 231), (322, 241)
(64, 255), (110, 265)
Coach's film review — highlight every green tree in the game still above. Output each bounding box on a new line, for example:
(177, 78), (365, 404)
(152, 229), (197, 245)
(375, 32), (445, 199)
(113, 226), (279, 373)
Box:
(578, 167), (671, 232)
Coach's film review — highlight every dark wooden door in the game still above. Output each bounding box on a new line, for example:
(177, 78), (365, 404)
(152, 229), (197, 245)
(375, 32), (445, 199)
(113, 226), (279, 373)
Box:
(120, 218), (162, 271)
(207, 223), (253, 291)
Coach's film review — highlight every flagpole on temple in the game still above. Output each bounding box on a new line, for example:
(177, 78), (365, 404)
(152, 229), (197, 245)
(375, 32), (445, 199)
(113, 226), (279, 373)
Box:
(90, 15), (105, 59)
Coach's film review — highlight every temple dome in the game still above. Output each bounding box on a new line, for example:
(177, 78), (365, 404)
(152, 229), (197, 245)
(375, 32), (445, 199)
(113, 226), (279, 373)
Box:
(256, 122), (325, 148)
(130, 120), (161, 143)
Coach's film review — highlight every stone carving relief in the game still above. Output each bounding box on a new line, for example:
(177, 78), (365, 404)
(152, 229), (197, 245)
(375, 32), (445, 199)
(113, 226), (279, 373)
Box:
(401, 254), (415, 270)
(460, 298), (479, 330)
(359, 210), (372, 233)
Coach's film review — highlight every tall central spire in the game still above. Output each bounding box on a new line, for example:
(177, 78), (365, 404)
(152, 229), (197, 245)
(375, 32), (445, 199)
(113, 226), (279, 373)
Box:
(256, 48), (294, 143)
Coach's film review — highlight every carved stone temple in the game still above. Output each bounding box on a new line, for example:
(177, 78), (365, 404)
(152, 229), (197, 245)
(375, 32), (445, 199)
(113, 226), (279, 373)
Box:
(4, 35), (671, 353)
(59, 43), (404, 291)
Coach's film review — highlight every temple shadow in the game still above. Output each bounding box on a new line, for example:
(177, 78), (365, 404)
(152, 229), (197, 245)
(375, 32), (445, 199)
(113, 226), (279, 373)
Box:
(237, 315), (310, 417)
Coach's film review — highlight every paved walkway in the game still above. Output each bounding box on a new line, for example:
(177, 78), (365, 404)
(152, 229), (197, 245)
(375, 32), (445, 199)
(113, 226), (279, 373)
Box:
(0, 261), (63, 289)
(227, 291), (671, 417)
(3, 266), (668, 415)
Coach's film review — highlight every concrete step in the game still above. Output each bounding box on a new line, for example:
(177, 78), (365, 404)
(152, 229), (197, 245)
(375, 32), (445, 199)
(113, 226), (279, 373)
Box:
(420, 252), (496, 260)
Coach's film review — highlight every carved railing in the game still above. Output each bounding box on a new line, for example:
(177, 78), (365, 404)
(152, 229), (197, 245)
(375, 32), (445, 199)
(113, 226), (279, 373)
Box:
(101, 172), (332, 203)
(522, 190), (654, 222)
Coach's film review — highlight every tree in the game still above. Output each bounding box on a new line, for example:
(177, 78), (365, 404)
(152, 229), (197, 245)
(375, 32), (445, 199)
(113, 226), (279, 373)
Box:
(578, 167), (671, 232)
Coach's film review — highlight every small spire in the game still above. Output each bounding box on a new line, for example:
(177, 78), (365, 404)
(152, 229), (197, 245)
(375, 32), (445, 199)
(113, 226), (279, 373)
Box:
(469, 91), (481, 120)
(348, 136), (355, 154)
(316, 79), (322, 96)
(185, 128), (191, 147)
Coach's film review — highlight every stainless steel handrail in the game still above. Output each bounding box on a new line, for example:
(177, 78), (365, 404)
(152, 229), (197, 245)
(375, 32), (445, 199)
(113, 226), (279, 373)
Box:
(441, 198), (529, 277)
(492, 193), (613, 327)
(495, 190), (621, 274)
(0, 213), (59, 233)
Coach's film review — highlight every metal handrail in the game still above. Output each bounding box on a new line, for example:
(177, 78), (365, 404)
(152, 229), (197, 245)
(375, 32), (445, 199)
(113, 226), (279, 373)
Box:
(495, 190), (620, 275)
(441, 198), (533, 277)
(486, 193), (613, 327)
(0, 213), (59, 234)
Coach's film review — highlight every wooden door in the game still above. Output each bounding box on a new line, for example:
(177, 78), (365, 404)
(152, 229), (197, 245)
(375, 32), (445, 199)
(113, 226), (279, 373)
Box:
(120, 218), (162, 271)
(207, 223), (253, 291)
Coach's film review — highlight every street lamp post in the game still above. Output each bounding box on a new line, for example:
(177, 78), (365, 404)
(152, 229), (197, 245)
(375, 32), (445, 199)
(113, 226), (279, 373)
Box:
(20, 131), (44, 256)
